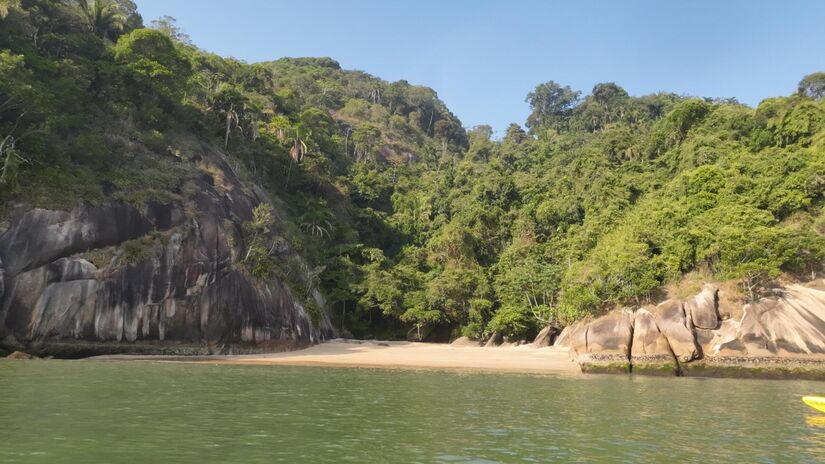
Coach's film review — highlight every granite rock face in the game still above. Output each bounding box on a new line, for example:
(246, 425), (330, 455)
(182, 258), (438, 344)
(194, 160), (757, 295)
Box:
(565, 282), (825, 379)
(584, 309), (634, 357)
(685, 284), (720, 330)
(451, 336), (479, 347)
(723, 285), (825, 356)
(484, 332), (503, 347)
(531, 326), (555, 347)
(654, 299), (700, 362)
(630, 307), (672, 358)
(0, 146), (333, 356)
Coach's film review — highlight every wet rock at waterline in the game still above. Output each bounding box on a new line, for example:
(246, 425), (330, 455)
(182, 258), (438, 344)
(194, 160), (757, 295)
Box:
(630, 308), (671, 358)
(629, 307), (678, 374)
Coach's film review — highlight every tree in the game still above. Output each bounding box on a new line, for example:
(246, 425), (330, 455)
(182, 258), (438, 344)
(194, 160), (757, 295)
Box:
(351, 124), (381, 162)
(79, 0), (127, 40)
(242, 203), (277, 279)
(503, 123), (527, 144)
(299, 199), (334, 239)
(400, 304), (442, 341)
(525, 81), (581, 132)
(486, 304), (534, 339)
(149, 15), (191, 44)
(113, 28), (192, 114)
(592, 82), (629, 107)
(798, 72), (825, 101)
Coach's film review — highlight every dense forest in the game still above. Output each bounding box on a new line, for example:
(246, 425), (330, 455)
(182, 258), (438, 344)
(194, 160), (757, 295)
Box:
(2, 0), (824, 342)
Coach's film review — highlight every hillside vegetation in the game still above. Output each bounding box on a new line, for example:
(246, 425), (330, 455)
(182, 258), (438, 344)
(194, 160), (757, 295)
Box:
(2, 1), (824, 342)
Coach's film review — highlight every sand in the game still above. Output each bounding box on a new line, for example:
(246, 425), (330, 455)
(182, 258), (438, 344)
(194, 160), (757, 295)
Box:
(94, 340), (582, 375)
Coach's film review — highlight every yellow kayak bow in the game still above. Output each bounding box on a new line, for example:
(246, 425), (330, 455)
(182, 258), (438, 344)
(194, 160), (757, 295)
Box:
(802, 396), (825, 413)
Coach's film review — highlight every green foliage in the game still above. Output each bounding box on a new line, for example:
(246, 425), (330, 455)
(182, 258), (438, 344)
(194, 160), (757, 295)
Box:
(486, 304), (534, 339)
(525, 81), (580, 132)
(121, 231), (167, 264)
(68, 132), (110, 164)
(799, 72), (825, 101)
(113, 28), (191, 126)
(242, 203), (277, 279)
(3, 2), (824, 339)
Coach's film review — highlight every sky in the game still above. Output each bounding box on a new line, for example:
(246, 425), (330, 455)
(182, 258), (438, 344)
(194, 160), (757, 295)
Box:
(135, 0), (825, 135)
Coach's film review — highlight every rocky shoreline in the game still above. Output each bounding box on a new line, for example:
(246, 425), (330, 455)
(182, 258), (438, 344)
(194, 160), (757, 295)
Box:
(0, 144), (335, 358)
(554, 282), (825, 380)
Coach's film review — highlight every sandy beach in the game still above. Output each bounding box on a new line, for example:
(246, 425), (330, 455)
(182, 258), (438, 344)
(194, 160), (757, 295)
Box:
(93, 340), (581, 375)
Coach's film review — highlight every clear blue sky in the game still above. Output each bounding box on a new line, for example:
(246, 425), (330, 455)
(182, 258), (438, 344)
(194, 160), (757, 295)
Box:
(135, 0), (825, 135)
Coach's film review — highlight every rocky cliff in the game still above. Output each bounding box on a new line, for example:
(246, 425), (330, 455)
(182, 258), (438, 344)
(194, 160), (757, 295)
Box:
(0, 142), (334, 357)
(556, 282), (825, 379)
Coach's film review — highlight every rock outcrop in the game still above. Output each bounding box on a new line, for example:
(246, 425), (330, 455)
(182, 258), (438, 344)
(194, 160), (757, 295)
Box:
(630, 308), (670, 357)
(629, 307), (678, 374)
(5, 350), (36, 360)
(0, 144), (334, 357)
(685, 284), (720, 329)
(450, 336), (480, 347)
(719, 285), (825, 357)
(562, 310), (634, 372)
(654, 299), (700, 362)
(531, 326), (555, 347)
(585, 309), (634, 356)
(564, 282), (825, 379)
(484, 332), (503, 347)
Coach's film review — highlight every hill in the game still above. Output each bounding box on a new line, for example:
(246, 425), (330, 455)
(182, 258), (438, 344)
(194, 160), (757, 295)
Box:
(0, 1), (823, 354)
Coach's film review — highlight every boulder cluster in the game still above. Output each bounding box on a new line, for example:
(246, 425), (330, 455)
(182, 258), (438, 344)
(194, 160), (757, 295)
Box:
(555, 283), (825, 377)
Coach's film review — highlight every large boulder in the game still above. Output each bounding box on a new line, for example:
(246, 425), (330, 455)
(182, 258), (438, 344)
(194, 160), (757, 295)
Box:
(585, 309), (634, 357)
(732, 285), (825, 356)
(0, 202), (173, 277)
(702, 319), (741, 356)
(654, 299), (700, 363)
(553, 324), (573, 348)
(1, 258), (98, 337)
(484, 332), (503, 347)
(570, 310), (633, 373)
(568, 320), (589, 355)
(631, 307), (672, 357)
(451, 336), (479, 347)
(685, 284), (720, 329)
(532, 326), (554, 347)
(631, 307), (679, 374)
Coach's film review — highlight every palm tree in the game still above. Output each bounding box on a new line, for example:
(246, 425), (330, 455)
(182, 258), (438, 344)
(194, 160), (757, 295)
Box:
(79, 0), (126, 40)
(299, 201), (333, 239)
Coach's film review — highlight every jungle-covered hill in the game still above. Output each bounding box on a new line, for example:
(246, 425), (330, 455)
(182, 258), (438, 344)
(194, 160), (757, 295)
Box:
(1, 0), (823, 343)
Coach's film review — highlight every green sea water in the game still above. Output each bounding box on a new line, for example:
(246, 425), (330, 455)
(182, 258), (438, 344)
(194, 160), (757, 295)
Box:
(1, 360), (825, 463)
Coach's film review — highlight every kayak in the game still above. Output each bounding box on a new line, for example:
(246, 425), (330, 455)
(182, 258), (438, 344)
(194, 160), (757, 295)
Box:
(802, 396), (825, 413)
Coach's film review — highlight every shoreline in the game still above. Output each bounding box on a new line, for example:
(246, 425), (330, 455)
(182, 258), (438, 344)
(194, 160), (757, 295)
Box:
(88, 339), (583, 375)
(10, 339), (825, 380)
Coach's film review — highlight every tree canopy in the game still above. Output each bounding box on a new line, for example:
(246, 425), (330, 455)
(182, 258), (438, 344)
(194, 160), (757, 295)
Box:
(1, 2), (824, 342)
